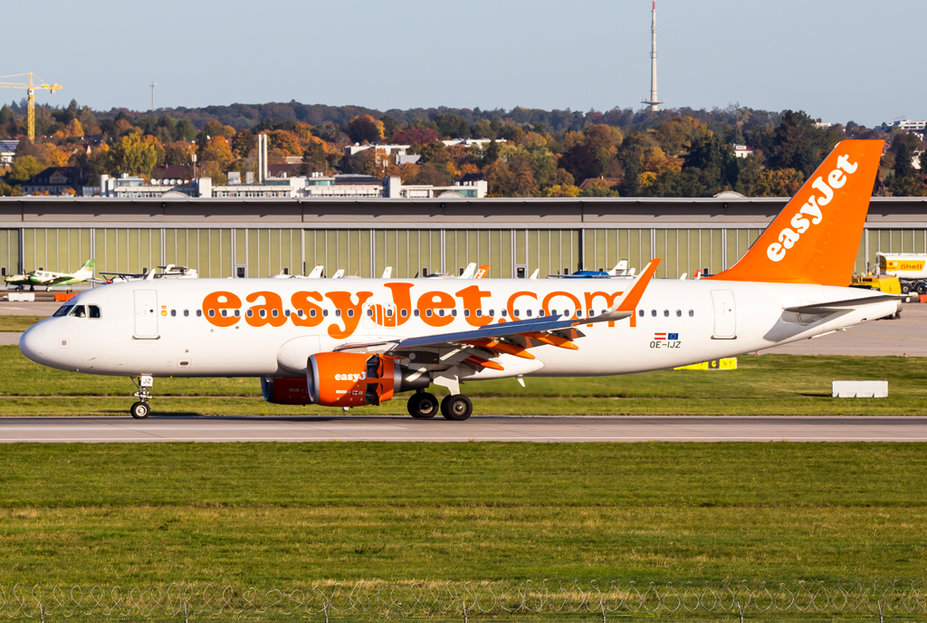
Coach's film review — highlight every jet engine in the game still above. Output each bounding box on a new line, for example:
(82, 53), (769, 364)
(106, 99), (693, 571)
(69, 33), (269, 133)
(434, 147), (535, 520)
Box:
(262, 352), (428, 407)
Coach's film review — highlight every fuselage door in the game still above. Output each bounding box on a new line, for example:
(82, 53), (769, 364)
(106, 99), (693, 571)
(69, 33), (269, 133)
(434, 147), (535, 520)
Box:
(134, 289), (159, 339)
(710, 289), (736, 339)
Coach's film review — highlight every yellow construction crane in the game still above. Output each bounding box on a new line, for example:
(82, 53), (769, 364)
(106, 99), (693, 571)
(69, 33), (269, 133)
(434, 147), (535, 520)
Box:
(0, 72), (62, 141)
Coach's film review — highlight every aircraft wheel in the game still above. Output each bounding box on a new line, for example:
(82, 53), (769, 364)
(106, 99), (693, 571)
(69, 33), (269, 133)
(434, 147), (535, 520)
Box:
(407, 392), (438, 419)
(440, 394), (473, 421)
(130, 401), (151, 419)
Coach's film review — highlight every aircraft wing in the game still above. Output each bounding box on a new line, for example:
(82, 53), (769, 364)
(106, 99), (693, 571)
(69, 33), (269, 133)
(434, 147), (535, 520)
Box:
(32, 275), (68, 285)
(335, 259), (660, 371)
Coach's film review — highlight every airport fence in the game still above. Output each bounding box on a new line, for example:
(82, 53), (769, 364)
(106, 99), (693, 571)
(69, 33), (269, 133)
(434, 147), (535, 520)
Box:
(2, 580), (927, 621)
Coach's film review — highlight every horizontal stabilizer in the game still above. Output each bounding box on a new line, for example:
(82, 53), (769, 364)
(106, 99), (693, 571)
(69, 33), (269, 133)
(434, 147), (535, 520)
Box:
(784, 294), (903, 315)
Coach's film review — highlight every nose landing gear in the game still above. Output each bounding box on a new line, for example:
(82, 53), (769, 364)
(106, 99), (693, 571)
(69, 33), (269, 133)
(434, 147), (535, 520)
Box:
(130, 375), (154, 419)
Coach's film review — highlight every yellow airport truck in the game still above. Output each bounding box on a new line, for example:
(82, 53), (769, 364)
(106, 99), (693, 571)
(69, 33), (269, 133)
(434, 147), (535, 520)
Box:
(876, 252), (927, 294)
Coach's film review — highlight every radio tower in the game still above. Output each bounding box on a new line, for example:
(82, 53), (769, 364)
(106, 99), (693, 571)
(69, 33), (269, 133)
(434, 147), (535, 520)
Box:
(642, 1), (663, 112)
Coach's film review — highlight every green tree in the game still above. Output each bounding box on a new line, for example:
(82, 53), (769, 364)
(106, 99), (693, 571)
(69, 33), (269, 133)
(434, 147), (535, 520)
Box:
(109, 134), (164, 176)
(767, 110), (819, 176)
(6, 155), (44, 182)
(434, 113), (470, 139)
(419, 141), (451, 165)
(889, 131), (922, 180)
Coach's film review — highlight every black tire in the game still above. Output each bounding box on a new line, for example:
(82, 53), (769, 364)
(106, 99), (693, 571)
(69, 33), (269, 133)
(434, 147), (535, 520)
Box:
(130, 401), (150, 419)
(901, 282), (912, 294)
(917, 282), (927, 295)
(440, 394), (473, 421)
(407, 392), (438, 419)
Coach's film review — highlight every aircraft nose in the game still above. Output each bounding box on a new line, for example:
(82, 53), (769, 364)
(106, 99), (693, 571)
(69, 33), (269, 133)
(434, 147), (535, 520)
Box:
(19, 322), (52, 364)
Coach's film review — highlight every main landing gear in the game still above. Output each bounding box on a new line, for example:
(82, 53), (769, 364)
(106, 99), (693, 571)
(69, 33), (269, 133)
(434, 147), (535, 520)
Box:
(130, 375), (153, 419)
(406, 390), (473, 421)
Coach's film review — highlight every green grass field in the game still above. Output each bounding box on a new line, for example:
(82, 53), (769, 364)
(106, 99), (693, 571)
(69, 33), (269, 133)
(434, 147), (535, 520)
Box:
(1, 343), (926, 416)
(3, 328), (927, 618)
(0, 315), (45, 332)
(1, 442), (925, 588)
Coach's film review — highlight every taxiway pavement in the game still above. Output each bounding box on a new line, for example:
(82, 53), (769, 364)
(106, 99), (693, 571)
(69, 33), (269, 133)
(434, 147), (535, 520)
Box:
(2, 415), (927, 443)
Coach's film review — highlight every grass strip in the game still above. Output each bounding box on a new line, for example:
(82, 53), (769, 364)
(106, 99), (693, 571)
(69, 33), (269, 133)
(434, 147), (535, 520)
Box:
(0, 316), (45, 332)
(2, 345), (927, 415)
(0, 442), (925, 589)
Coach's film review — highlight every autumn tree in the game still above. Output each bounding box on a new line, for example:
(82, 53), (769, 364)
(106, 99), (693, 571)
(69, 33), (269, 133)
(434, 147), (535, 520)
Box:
(108, 133), (164, 176)
(231, 129), (255, 159)
(345, 115), (384, 144)
(559, 124), (623, 183)
(653, 116), (709, 156)
(33, 142), (71, 167)
(390, 127), (438, 146)
(163, 141), (195, 166)
(301, 137), (331, 173)
(199, 136), (234, 172)
(267, 129), (302, 157)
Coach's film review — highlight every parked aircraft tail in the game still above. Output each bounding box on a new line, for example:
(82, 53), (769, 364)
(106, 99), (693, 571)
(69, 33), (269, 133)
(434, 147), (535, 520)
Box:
(708, 139), (883, 286)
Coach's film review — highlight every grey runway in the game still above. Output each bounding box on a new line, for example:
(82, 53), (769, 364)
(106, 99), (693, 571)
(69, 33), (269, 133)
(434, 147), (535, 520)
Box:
(2, 415), (927, 443)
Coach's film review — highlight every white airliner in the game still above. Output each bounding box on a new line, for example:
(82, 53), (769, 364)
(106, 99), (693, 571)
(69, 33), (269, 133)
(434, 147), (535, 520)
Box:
(20, 140), (900, 420)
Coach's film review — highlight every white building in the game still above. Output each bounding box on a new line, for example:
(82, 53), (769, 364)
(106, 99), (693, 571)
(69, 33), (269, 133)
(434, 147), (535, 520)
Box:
(0, 140), (18, 165)
(892, 120), (927, 132)
(100, 172), (487, 199)
(442, 138), (506, 148)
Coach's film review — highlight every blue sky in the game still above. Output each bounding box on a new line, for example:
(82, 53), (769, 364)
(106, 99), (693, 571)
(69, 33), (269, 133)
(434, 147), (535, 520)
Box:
(3, 0), (922, 127)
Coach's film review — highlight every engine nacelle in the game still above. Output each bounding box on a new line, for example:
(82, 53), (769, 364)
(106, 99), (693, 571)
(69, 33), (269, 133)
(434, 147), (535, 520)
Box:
(261, 376), (313, 405)
(309, 352), (398, 407)
(262, 353), (429, 407)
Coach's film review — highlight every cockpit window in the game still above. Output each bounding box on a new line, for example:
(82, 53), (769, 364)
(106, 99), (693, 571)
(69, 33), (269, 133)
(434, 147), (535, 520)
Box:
(88, 305), (101, 318)
(52, 305), (74, 317)
(68, 305), (87, 318)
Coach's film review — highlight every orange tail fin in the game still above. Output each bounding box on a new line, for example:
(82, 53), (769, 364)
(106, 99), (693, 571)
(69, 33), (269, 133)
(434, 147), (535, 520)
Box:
(709, 139), (883, 285)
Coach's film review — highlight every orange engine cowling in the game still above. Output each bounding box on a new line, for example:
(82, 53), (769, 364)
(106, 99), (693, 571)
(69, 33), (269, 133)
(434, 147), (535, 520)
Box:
(262, 353), (428, 407)
(308, 352), (401, 407)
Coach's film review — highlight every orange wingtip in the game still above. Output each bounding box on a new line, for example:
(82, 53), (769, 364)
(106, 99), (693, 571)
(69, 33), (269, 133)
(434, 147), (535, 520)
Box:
(709, 139), (883, 286)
